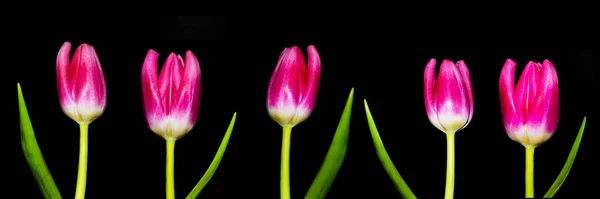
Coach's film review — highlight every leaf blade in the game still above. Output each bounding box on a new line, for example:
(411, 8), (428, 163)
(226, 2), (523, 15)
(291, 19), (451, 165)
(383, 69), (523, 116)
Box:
(543, 116), (587, 198)
(17, 83), (63, 199)
(364, 99), (416, 199)
(304, 88), (354, 199)
(185, 112), (237, 199)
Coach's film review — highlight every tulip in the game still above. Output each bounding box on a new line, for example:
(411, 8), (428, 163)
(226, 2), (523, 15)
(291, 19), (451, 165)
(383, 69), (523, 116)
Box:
(267, 45), (321, 128)
(56, 41), (107, 199)
(424, 59), (474, 134)
(141, 49), (201, 199)
(141, 49), (201, 141)
(499, 59), (559, 148)
(423, 58), (473, 199)
(499, 59), (559, 198)
(56, 42), (107, 124)
(267, 45), (321, 199)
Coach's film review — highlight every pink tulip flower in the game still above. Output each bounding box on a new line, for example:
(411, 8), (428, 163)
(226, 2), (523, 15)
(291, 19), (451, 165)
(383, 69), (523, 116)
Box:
(141, 49), (201, 140)
(267, 45), (321, 127)
(56, 42), (107, 124)
(424, 59), (474, 133)
(499, 59), (559, 148)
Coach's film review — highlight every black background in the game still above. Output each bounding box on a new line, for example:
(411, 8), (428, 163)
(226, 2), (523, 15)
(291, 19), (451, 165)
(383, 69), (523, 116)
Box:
(8, 16), (595, 198)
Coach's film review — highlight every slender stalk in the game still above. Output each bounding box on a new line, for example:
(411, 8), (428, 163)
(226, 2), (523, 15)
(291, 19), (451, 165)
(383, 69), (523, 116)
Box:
(525, 147), (535, 198)
(74, 123), (89, 199)
(444, 132), (455, 199)
(166, 139), (176, 199)
(280, 126), (293, 199)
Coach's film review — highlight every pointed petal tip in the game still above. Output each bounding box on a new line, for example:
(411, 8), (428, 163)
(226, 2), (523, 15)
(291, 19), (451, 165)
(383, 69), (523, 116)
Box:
(61, 41), (72, 48)
(185, 50), (197, 58)
(525, 60), (536, 65)
(147, 49), (158, 55)
(144, 50), (159, 60)
(307, 45), (319, 53)
(503, 58), (517, 67)
(425, 58), (437, 66)
(289, 46), (302, 53)
(79, 43), (94, 49)
(542, 59), (555, 67)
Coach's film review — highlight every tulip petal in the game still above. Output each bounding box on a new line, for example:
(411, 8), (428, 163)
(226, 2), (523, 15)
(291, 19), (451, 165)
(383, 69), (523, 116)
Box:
(267, 47), (303, 126)
(142, 50), (167, 134)
(515, 61), (541, 122)
(423, 58), (443, 131)
(72, 44), (106, 123)
(526, 60), (559, 146)
(170, 50), (201, 139)
(296, 45), (319, 124)
(158, 53), (183, 113)
(456, 60), (473, 126)
(435, 60), (469, 132)
(499, 59), (523, 141)
(56, 42), (75, 116)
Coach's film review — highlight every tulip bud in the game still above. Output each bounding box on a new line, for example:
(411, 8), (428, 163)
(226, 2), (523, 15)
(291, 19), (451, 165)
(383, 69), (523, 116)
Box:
(499, 59), (559, 148)
(141, 50), (201, 140)
(424, 59), (474, 133)
(56, 42), (107, 124)
(267, 45), (321, 127)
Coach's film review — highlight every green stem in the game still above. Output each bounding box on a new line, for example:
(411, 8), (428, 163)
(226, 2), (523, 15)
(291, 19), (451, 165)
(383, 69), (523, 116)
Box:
(444, 132), (455, 199)
(75, 123), (89, 199)
(525, 147), (535, 198)
(167, 139), (176, 199)
(280, 126), (293, 199)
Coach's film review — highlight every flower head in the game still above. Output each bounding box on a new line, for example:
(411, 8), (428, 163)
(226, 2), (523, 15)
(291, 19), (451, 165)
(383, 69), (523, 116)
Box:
(142, 49), (201, 140)
(267, 45), (321, 127)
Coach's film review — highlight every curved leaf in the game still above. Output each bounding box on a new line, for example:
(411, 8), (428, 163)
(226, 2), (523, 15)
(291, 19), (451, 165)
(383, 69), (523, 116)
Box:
(17, 83), (63, 199)
(185, 112), (237, 199)
(364, 99), (417, 199)
(543, 116), (587, 198)
(305, 88), (354, 199)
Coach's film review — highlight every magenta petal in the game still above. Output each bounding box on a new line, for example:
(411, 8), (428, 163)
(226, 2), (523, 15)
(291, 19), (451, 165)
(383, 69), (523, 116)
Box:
(56, 42), (73, 108)
(296, 45), (321, 123)
(72, 45), (103, 103)
(171, 50), (201, 137)
(177, 54), (185, 68)
(455, 60), (473, 125)
(88, 46), (107, 107)
(528, 60), (560, 136)
(70, 44), (106, 123)
(499, 59), (521, 136)
(514, 61), (541, 122)
(158, 53), (183, 112)
(142, 50), (166, 129)
(267, 48), (289, 108)
(267, 47), (303, 125)
(435, 59), (469, 132)
(423, 58), (442, 130)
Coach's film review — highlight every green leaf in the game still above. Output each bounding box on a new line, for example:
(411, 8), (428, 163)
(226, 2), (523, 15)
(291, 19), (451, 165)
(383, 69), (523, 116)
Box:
(543, 116), (587, 198)
(185, 112), (237, 199)
(305, 88), (354, 199)
(17, 83), (63, 199)
(364, 99), (416, 199)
